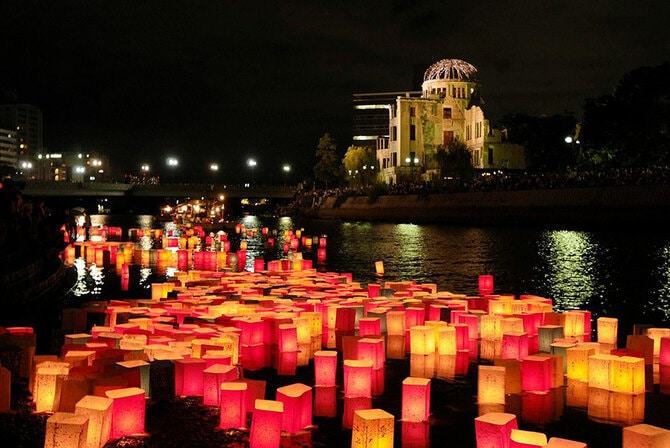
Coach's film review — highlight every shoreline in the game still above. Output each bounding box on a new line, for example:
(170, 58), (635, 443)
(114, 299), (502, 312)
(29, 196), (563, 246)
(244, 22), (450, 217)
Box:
(306, 184), (670, 228)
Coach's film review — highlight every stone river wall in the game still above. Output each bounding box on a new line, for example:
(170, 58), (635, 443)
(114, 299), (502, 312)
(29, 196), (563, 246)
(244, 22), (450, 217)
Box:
(310, 184), (670, 228)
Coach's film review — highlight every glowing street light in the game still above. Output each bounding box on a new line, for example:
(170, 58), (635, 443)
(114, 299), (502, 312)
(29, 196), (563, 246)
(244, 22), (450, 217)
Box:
(405, 152), (419, 182)
(141, 164), (150, 173)
(166, 157), (179, 182)
(209, 162), (219, 172)
(247, 158), (257, 185)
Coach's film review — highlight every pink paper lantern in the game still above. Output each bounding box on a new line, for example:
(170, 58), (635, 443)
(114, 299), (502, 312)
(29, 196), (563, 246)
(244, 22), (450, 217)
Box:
(501, 332), (529, 361)
(105, 387), (145, 439)
(314, 350), (338, 387)
(249, 399), (284, 448)
(359, 318), (382, 337)
(401, 377), (431, 422)
(276, 382), (312, 434)
(479, 275), (494, 295)
(278, 324), (298, 353)
(342, 396), (372, 430)
(219, 382), (248, 429)
(521, 355), (553, 392)
(474, 412), (518, 448)
(173, 358), (206, 396)
(659, 337), (670, 366)
(343, 359), (373, 398)
(203, 364), (238, 406)
(313, 386), (337, 418)
(357, 338), (385, 370)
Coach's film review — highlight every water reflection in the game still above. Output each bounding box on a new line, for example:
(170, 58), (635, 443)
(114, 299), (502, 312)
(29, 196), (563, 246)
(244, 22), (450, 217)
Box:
(652, 244), (670, 321)
(535, 230), (606, 312)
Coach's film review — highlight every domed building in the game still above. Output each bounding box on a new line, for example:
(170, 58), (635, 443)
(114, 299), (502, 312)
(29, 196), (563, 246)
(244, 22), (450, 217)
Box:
(375, 58), (525, 184)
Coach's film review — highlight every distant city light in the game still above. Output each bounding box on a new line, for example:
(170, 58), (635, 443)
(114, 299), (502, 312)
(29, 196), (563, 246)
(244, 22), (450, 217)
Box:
(166, 157), (179, 167)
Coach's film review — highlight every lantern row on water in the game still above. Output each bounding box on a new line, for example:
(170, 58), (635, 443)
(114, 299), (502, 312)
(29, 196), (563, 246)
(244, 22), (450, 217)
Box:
(13, 245), (670, 448)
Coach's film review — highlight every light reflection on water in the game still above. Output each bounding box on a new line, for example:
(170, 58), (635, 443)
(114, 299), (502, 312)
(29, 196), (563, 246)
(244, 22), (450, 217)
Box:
(81, 214), (670, 330)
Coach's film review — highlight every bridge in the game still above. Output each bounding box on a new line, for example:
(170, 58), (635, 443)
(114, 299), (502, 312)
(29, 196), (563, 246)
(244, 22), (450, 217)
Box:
(20, 181), (297, 200)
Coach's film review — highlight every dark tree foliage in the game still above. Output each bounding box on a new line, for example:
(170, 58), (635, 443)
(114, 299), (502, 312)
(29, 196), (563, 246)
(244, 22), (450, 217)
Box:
(499, 113), (577, 171)
(313, 133), (342, 189)
(436, 139), (475, 180)
(581, 62), (670, 168)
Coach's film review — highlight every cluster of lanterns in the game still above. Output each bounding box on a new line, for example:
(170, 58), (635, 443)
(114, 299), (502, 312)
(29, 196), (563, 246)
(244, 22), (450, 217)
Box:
(2, 229), (670, 447)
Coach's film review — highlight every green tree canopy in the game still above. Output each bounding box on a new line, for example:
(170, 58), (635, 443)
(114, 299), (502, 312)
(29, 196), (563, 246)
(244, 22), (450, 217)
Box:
(435, 139), (475, 181)
(342, 145), (377, 187)
(313, 133), (341, 189)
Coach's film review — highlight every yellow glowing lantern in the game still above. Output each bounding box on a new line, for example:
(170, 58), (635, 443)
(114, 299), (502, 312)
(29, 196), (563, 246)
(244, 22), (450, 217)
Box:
(474, 412), (518, 448)
(500, 317), (524, 335)
(105, 387), (145, 439)
(436, 325), (457, 356)
(276, 382), (312, 434)
(597, 317), (618, 345)
(249, 399), (284, 448)
(44, 412), (89, 448)
(509, 428), (548, 447)
(219, 382), (248, 429)
(587, 353), (617, 390)
(481, 315), (502, 341)
(622, 423), (670, 448)
(343, 359), (374, 398)
(611, 355), (645, 394)
(351, 408), (395, 448)
(563, 311), (586, 339)
(34, 361), (70, 413)
(409, 326), (435, 355)
(74, 395), (113, 448)
(566, 346), (596, 381)
(646, 327), (670, 357)
(477, 365), (506, 405)
(386, 311), (406, 336)
(374, 261), (384, 276)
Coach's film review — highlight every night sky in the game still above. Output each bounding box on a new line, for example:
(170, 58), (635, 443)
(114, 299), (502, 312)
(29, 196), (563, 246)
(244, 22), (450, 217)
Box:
(2, 1), (669, 181)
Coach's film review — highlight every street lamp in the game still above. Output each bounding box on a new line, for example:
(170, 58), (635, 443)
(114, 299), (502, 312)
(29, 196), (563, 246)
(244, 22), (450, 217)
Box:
(247, 158), (257, 185)
(282, 164), (291, 186)
(166, 157), (179, 182)
(405, 152), (419, 182)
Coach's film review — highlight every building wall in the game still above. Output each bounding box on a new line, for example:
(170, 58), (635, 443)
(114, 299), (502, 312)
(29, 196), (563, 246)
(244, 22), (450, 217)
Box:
(0, 128), (17, 169)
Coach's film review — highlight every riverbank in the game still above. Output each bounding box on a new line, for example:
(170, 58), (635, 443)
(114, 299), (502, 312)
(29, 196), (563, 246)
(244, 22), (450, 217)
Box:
(308, 184), (670, 228)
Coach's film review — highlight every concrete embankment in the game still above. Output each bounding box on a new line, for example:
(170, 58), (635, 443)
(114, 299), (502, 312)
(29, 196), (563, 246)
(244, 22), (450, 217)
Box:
(310, 185), (670, 228)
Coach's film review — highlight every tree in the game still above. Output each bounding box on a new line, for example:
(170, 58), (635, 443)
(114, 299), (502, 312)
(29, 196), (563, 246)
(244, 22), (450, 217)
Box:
(313, 133), (341, 189)
(435, 139), (475, 181)
(581, 62), (670, 168)
(342, 145), (377, 187)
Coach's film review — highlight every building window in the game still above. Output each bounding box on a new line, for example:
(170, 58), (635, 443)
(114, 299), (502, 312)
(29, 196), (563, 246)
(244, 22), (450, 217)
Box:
(488, 146), (494, 165)
(443, 108), (452, 119)
(410, 106), (416, 117)
(392, 152), (397, 167)
(410, 124), (416, 141)
(392, 126), (397, 141)
(443, 131), (454, 145)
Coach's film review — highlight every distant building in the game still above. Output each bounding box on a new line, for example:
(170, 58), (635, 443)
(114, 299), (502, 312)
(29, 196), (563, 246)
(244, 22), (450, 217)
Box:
(352, 91), (422, 150)
(0, 103), (43, 162)
(36, 150), (109, 182)
(373, 59), (525, 184)
(0, 128), (17, 170)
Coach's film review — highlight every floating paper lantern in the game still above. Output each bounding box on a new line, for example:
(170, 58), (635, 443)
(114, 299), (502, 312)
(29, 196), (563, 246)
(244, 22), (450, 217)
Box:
(611, 355), (645, 394)
(478, 275), (494, 295)
(173, 358), (206, 396)
(401, 421), (430, 448)
(405, 308), (425, 329)
(351, 408), (395, 448)
(597, 317), (618, 345)
(276, 382), (312, 434)
(622, 423), (670, 448)
(409, 326), (435, 355)
(478, 365), (506, 405)
(474, 412), (518, 448)
(203, 364), (239, 406)
(646, 328), (670, 357)
(660, 337), (670, 366)
(75, 395), (113, 448)
(501, 332), (529, 361)
(386, 311), (405, 336)
(521, 355), (553, 392)
(537, 325), (564, 353)
(44, 412), (89, 448)
(587, 353), (616, 390)
(34, 361), (70, 413)
(481, 315), (503, 341)
(402, 377), (430, 422)
(358, 338), (385, 371)
(374, 261), (384, 276)
(314, 351), (337, 387)
(105, 387), (145, 439)
(509, 428), (547, 447)
(545, 437), (587, 447)
(436, 326), (457, 356)
(343, 359), (374, 398)
(219, 382), (248, 429)
(249, 399), (283, 448)
(278, 324), (298, 353)
(566, 346), (596, 381)
(359, 318), (382, 337)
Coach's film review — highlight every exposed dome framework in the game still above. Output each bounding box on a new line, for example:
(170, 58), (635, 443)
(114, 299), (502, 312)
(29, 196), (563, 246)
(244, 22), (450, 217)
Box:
(424, 59), (478, 82)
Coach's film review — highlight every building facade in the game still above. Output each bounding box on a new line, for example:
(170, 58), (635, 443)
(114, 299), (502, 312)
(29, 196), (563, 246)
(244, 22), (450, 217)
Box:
(0, 129), (17, 170)
(376, 59), (525, 184)
(0, 104), (43, 163)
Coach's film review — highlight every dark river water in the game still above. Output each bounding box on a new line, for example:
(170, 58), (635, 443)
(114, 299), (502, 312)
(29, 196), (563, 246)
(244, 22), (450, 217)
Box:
(48, 214), (670, 446)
